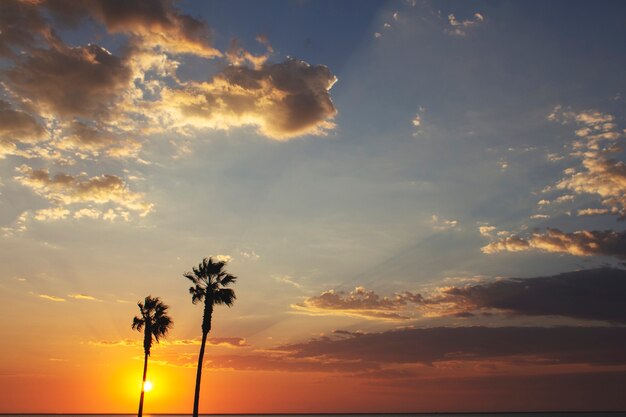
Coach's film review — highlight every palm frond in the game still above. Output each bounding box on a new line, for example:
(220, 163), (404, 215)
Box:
(132, 316), (144, 331)
(189, 286), (205, 304)
(184, 272), (200, 285)
(213, 288), (236, 306)
(218, 273), (237, 287)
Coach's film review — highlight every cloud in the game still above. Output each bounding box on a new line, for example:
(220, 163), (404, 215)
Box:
(14, 165), (153, 217)
(158, 58), (338, 140)
(1, 211), (29, 236)
(45, 0), (221, 58)
(6, 43), (133, 119)
(411, 106), (426, 136)
(34, 207), (70, 221)
(482, 228), (626, 259)
(67, 293), (102, 301)
(202, 351), (378, 373)
(426, 268), (626, 324)
(90, 339), (137, 347)
(214, 254), (233, 263)
(478, 225), (496, 236)
(199, 326), (626, 375)
(281, 326), (626, 367)
(485, 106), (626, 261)
(38, 294), (66, 302)
(548, 107), (626, 217)
(431, 214), (459, 231)
(274, 275), (302, 289)
(92, 336), (247, 348)
(293, 286), (424, 320)
(578, 208), (610, 216)
(446, 13), (484, 37)
(55, 120), (141, 159)
(73, 208), (102, 219)
(170, 337), (248, 348)
(0, 0), (53, 58)
(237, 249), (260, 260)
(0, 0), (341, 229)
(0, 100), (46, 157)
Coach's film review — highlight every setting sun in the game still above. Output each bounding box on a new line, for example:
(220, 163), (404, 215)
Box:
(143, 381), (153, 392)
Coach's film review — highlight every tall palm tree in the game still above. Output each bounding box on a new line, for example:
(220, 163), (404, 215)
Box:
(132, 296), (173, 417)
(184, 257), (237, 417)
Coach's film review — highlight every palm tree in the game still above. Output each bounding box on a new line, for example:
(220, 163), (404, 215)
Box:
(184, 257), (237, 417)
(132, 296), (173, 417)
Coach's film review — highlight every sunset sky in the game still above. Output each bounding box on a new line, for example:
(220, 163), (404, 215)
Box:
(1, 0), (626, 413)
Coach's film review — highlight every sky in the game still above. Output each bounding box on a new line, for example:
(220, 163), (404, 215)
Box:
(1, 0), (626, 413)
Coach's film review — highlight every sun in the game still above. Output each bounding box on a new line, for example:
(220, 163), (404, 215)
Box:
(143, 381), (153, 392)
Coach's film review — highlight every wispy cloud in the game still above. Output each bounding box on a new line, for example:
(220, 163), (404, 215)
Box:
(67, 293), (102, 302)
(274, 275), (302, 289)
(38, 294), (66, 302)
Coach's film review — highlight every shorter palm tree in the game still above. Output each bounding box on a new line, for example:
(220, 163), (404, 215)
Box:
(132, 296), (173, 417)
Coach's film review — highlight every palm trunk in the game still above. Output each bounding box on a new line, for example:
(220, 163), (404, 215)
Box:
(192, 331), (208, 417)
(137, 352), (149, 417)
(193, 300), (213, 417)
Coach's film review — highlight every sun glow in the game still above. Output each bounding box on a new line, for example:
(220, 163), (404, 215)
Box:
(143, 381), (153, 392)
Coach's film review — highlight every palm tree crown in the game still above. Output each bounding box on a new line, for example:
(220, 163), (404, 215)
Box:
(132, 296), (173, 356)
(185, 257), (236, 332)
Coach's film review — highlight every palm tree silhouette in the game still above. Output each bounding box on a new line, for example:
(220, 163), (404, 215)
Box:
(185, 257), (237, 417)
(132, 296), (173, 417)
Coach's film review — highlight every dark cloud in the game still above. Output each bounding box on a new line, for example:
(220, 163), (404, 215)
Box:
(482, 228), (626, 259)
(0, 100), (46, 156)
(293, 286), (423, 320)
(432, 268), (626, 324)
(185, 326), (626, 379)
(45, 0), (220, 57)
(6, 43), (132, 119)
(282, 326), (626, 367)
(0, 1), (52, 57)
